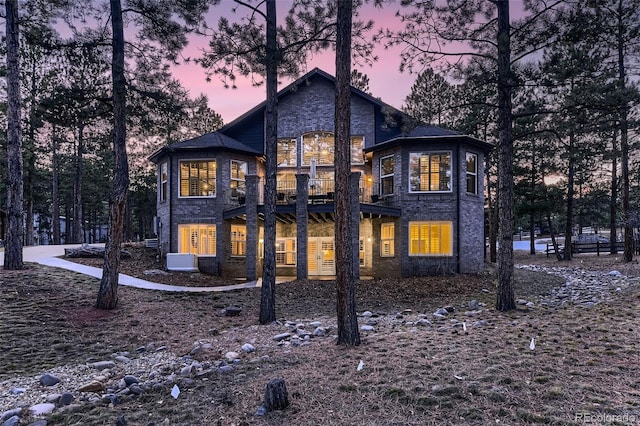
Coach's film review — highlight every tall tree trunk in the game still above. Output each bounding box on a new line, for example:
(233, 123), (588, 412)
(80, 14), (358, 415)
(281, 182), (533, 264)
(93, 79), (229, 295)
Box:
(529, 143), (536, 255)
(25, 57), (37, 247)
(259, 0), (278, 324)
(618, 0), (632, 261)
(97, 0), (129, 310)
(52, 127), (61, 245)
(74, 123), (85, 244)
(495, 0), (516, 311)
(609, 130), (618, 254)
(4, 0), (24, 270)
(335, 0), (360, 346)
(563, 133), (575, 261)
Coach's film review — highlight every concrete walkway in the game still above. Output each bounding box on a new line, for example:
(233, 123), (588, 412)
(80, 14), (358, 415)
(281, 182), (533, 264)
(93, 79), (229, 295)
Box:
(0, 244), (261, 292)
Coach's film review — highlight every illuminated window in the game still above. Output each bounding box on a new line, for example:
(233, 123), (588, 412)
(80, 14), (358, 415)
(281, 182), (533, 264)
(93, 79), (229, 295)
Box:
(231, 225), (246, 257)
(276, 238), (296, 265)
(466, 152), (478, 194)
(380, 223), (395, 257)
(230, 160), (247, 196)
(277, 138), (297, 167)
(301, 132), (365, 166)
(409, 221), (452, 256)
(351, 136), (365, 165)
(179, 160), (216, 197)
(160, 162), (168, 201)
(409, 152), (451, 192)
(178, 224), (216, 256)
(359, 239), (365, 266)
(380, 155), (394, 196)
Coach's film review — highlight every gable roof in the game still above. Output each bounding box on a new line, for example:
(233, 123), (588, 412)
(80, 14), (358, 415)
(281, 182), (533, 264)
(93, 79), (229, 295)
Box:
(220, 67), (406, 134)
(148, 131), (261, 163)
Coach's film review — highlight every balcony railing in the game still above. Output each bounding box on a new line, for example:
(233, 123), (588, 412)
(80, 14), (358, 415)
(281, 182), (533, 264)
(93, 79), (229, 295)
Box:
(223, 176), (399, 207)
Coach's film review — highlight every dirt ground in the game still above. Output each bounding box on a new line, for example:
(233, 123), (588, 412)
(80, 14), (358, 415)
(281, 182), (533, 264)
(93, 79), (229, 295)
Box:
(1, 247), (640, 425)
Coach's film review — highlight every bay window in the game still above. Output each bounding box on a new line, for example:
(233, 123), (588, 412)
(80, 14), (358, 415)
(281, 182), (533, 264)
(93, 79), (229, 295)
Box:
(179, 160), (216, 197)
(409, 152), (451, 192)
(178, 224), (216, 256)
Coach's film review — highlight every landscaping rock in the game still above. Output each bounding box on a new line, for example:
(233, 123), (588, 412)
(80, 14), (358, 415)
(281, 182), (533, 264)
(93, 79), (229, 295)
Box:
(225, 352), (240, 362)
(40, 373), (61, 386)
(59, 392), (74, 406)
(77, 380), (105, 393)
(9, 387), (25, 395)
(2, 416), (19, 426)
(312, 327), (327, 337)
(242, 343), (256, 353)
(29, 403), (55, 416)
(91, 361), (115, 371)
(469, 299), (479, 310)
(272, 333), (291, 342)
(434, 308), (449, 316)
(360, 325), (374, 331)
(1, 409), (21, 422)
(223, 306), (242, 316)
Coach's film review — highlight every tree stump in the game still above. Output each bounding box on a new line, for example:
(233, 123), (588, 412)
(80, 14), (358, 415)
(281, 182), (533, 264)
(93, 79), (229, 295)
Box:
(263, 378), (289, 412)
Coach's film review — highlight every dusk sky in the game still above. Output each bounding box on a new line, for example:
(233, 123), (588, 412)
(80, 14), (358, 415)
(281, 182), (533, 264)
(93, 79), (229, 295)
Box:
(173, 1), (427, 124)
(171, 1), (529, 124)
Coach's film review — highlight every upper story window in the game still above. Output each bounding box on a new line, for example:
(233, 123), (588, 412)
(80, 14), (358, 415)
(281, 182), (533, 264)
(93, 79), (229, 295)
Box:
(466, 152), (478, 194)
(301, 132), (365, 166)
(277, 138), (297, 167)
(230, 160), (247, 191)
(179, 160), (216, 197)
(409, 152), (451, 193)
(160, 162), (168, 202)
(351, 136), (364, 165)
(302, 132), (334, 166)
(380, 154), (394, 196)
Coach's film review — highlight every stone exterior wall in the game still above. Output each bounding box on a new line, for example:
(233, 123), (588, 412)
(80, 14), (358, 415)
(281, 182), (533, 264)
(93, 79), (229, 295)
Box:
(277, 78), (375, 146)
(458, 144), (486, 273)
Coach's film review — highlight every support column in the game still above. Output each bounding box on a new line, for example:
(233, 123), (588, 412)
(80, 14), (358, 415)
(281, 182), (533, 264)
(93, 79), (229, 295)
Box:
(296, 173), (309, 279)
(350, 172), (361, 279)
(245, 175), (259, 281)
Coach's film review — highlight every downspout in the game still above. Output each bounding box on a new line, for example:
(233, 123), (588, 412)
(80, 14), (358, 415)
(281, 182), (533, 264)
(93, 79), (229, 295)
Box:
(456, 144), (461, 274)
(168, 155), (173, 254)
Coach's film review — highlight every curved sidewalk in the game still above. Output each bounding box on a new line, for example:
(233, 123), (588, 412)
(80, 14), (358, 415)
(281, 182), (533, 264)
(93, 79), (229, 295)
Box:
(0, 245), (261, 292)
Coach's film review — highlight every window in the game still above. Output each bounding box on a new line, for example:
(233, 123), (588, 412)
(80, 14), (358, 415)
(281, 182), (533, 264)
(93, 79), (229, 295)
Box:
(359, 239), (365, 267)
(409, 152), (451, 192)
(276, 238), (296, 265)
(351, 136), (364, 165)
(409, 221), (452, 256)
(381, 223), (395, 257)
(302, 132), (365, 166)
(277, 138), (297, 167)
(230, 160), (247, 196)
(179, 160), (216, 197)
(160, 162), (168, 202)
(380, 155), (394, 196)
(231, 225), (246, 257)
(466, 152), (478, 194)
(303, 132), (334, 165)
(178, 224), (216, 256)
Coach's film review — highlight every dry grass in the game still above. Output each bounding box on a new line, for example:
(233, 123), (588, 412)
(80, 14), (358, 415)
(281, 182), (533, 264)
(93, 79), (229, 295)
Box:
(2, 249), (640, 425)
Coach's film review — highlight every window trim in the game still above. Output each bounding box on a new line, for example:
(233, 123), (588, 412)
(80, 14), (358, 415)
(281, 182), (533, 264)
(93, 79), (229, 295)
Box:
(380, 222), (395, 257)
(230, 224), (247, 257)
(276, 238), (296, 266)
(380, 154), (395, 196)
(178, 159), (217, 199)
(277, 138), (298, 168)
(408, 151), (453, 193)
(160, 162), (168, 202)
(466, 152), (478, 195)
(178, 224), (216, 256)
(408, 221), (453, 257)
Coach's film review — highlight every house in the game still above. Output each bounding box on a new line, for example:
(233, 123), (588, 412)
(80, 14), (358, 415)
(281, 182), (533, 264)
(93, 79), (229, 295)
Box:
(149, 68), (493, 279)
